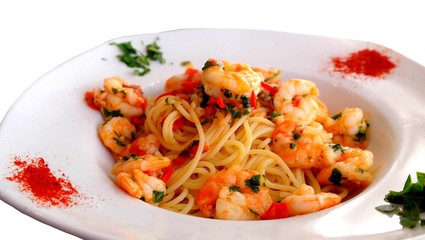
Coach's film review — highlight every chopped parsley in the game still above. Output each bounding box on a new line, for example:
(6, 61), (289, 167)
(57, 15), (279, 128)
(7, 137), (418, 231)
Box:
(223, 89), (232, 98)
(111, 38), (165, 76)
(376, 172), (425, 228)
(153, 191), (165, 203)
(240, 95), (250, 108)
(292, 131), (301, 141)
(331, 143), (344, 152)
(229, 185), (241, 192)
(269, 111), (281, 120)
(103, 108), (123, 118)
(331, 112), (342, 120)
(113, 137), (125, 147)
(354, 125), (367, 142)
(329, 168), (343, 186)
(245, 175), (262, 193)
(202, 60), (224, 70)
(264, 70), (282, 82)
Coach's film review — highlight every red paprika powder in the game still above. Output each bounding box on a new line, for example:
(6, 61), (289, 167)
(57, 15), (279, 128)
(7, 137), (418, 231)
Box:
(6, 155), (80, 208)
(331, 49), (396, 78)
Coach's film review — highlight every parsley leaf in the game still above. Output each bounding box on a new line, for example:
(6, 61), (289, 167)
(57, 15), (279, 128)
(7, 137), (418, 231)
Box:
(376, 172), (425, 228)
(111, 38), (165, 76)
(153, 191), (165, 203)
(245, 175), (262, 193)
(329, 168), (343, 186)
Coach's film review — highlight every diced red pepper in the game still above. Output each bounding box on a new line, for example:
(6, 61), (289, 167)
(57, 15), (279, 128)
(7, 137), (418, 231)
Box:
(216, 97), (226, 109)
(204, 105), (216, 118)
(250, 91), (258, 109)
(261, 202), (290, 220)
(159, 166), (173, 183)
(173, 155), (189, 166)
(130, 115), (146, 126)
(173, 117), (186, 131)
(84, 91), (100, 110)
(181, 81), (201, 94)
(261, 81), (279, 95)
(129, 141), (147, 156)
(292, 98), (300, 107)
(185, 68), (199, 78)
(208, 97), (225, 109)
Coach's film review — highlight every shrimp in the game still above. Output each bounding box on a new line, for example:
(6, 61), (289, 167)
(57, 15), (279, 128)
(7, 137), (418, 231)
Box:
(111, 154), (171, 175)
(201, 59), (264, 100)
(113, 155), (171, 204)
(116, 169), (166, 204)
(195, 165), (272, 219)
(316, 147), (373, 186)
(215, 185), (272, 220)
(273, 79), (322, 125)
(164, 68), (202, 93)
(272, 120), (333, 169)
(93, 76), (147, 120)
(323, 108), (369, 149)
(282, 183), (342, 216)
(98, 116), (136, 155)
(118, 133), (160, 160)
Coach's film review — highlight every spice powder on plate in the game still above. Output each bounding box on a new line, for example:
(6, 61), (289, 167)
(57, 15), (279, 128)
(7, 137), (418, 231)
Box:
(6, 155), (80, 208)
(331, 48), (396, 78)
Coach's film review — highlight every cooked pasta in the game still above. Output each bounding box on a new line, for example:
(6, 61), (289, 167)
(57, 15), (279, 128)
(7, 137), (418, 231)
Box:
(85, 59), (373, 220)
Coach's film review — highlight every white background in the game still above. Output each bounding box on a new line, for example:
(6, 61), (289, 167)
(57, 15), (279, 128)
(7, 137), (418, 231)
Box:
(1, 0), (425, 239)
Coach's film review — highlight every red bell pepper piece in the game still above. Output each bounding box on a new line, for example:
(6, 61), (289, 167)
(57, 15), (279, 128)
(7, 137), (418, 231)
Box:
(261, 81), (279, 95)
(261, 202), (290, 220)
(159, 166), (173, 183)
(84, 91), (100, 110)
(250, 91), (258, 109)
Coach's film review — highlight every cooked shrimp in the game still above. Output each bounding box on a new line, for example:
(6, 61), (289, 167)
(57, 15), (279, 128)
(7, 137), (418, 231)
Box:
(111, 154), (171, 175)
(316, 147), (373, 186)
(195, 165), (272, 219)
(118, 133), (160, 160)
(201, 59), (264, 100)
(164, 68), (202, 92)
(282, 183), (342, 216)
(98, 116), (136, 155)
(215, 185), (272, 220)
(93, 76), (147, 120)
(113, 155), (171, 204)
(273, 79), (321, 125)
(116, 169), (166, 204)
(324, 108), (369, 149)
(272, 120), (333, 169)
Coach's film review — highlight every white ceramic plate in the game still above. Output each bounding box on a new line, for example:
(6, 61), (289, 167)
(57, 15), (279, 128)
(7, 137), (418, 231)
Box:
(1, 29), (425, 240)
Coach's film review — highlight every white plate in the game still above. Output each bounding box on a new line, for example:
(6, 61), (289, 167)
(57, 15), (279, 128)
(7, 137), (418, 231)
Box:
(1, 28), (425, 240)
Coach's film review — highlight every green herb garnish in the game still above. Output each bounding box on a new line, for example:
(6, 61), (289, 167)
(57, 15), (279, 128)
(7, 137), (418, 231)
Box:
(111, 38), (165, 76)
(376, 172), (425, 228)
(202, 60), (224, 70)
(331, 112), (342, 120)
(329, 168), (343, 186)
(270, 111), (281, 120)
(229, 186), (241, 192)
(153, 191), (165, 203)
(245, 175), (261, 193)
(264, 70), (282, 82)
(103, 108), (123, 118)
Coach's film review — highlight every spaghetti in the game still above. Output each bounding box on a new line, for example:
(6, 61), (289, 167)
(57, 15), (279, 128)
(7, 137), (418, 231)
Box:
(85, 59), (373, 220)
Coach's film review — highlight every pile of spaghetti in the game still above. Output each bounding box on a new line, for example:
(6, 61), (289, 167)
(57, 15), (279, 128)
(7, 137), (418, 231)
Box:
(85, 59), (373, 220)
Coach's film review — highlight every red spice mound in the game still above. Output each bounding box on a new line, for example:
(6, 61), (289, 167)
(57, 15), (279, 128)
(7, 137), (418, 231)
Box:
(331, 49), (396, 78)
(6, 156), (80, 208)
